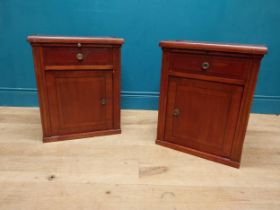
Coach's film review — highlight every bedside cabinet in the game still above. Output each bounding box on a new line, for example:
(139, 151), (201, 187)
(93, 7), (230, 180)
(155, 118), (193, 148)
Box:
(28, 36), (124, 142)
(156, 41), (267, 168)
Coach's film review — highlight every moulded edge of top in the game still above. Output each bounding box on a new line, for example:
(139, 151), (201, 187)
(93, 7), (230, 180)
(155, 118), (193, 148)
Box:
(160, 41), (268, 55)
(27, 35), (124, 45)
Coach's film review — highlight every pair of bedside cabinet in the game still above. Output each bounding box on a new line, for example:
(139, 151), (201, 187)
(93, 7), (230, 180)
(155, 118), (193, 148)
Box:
(28, 36), (267, 168)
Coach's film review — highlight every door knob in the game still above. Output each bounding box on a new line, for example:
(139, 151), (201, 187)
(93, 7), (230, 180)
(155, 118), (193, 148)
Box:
(173, 108), (180, 117)
(100, 98), (107, 105)
(202, 62), (210, 70)
(76, 53), (84, 61)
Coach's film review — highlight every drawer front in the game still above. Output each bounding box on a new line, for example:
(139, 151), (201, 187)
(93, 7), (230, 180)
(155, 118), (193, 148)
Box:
(170, 52), (250, 80)
(44, 46), (113, 66)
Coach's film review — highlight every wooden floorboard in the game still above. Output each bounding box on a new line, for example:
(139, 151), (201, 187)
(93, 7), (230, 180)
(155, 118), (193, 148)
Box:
(0, 107), (279, 210)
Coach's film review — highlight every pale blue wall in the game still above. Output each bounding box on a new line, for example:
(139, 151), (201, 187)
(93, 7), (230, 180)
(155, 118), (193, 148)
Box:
(0, 0), (279, 113)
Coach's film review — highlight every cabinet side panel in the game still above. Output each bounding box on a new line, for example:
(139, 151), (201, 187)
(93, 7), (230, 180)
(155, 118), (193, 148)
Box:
(31, 46), (51, 137)
(157, 50), (171, 141)
(105, 72), (114, 129)
(112, 47), (121, 130)
(231, 58), (262, 162)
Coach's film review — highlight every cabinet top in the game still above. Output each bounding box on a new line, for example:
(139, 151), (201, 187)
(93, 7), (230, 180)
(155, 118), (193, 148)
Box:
(27, 35), (124, 45)
(160, 41), (267, 55)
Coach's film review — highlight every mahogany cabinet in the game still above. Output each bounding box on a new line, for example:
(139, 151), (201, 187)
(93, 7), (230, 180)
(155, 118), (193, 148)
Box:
(28, 36), (124, 142)
(156, 41), (267, 168)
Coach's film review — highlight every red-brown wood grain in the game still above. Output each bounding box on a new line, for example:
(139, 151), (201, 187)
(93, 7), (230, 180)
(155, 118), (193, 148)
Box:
(156, 40), (267, 168)
(28, 36), (124, 142)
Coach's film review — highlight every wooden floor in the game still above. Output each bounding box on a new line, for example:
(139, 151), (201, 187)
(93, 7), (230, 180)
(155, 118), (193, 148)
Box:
(0, 107), (279, 210)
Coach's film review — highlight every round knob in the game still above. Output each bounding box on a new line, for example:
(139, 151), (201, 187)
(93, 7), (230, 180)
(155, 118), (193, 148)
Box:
(173, 108), (180, 117)
(76, 53), (84, 61)
(100, 98), (107, 105)
(202, 62), (210, 70)
(77, 42), (82, 48)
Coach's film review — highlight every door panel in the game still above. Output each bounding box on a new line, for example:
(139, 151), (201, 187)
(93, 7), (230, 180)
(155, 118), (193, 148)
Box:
(165, 77), (243, 157)
(46, 71), (113, 135)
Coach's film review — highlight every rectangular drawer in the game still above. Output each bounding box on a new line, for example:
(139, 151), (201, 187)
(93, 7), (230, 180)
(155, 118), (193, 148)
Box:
(169, 52), (251, 80)
(44, 46), (113, 66)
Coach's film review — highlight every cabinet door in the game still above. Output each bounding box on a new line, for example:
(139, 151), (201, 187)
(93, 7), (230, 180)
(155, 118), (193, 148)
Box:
(165, 77), (243, 157)
(46, 71), (113, 136)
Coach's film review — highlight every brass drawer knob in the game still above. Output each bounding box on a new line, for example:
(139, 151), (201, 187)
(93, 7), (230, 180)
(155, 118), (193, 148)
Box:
(77, 42), (82, 48)
(173, 108), (180, 117)
(76, 53), (84, 61)
(100, 98), (107, 105)
(202, 62), (210, 70)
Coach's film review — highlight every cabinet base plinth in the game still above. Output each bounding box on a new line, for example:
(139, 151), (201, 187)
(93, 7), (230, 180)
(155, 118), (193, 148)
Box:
(43, 129), (121, 143)
(156, 140), (240, 168)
